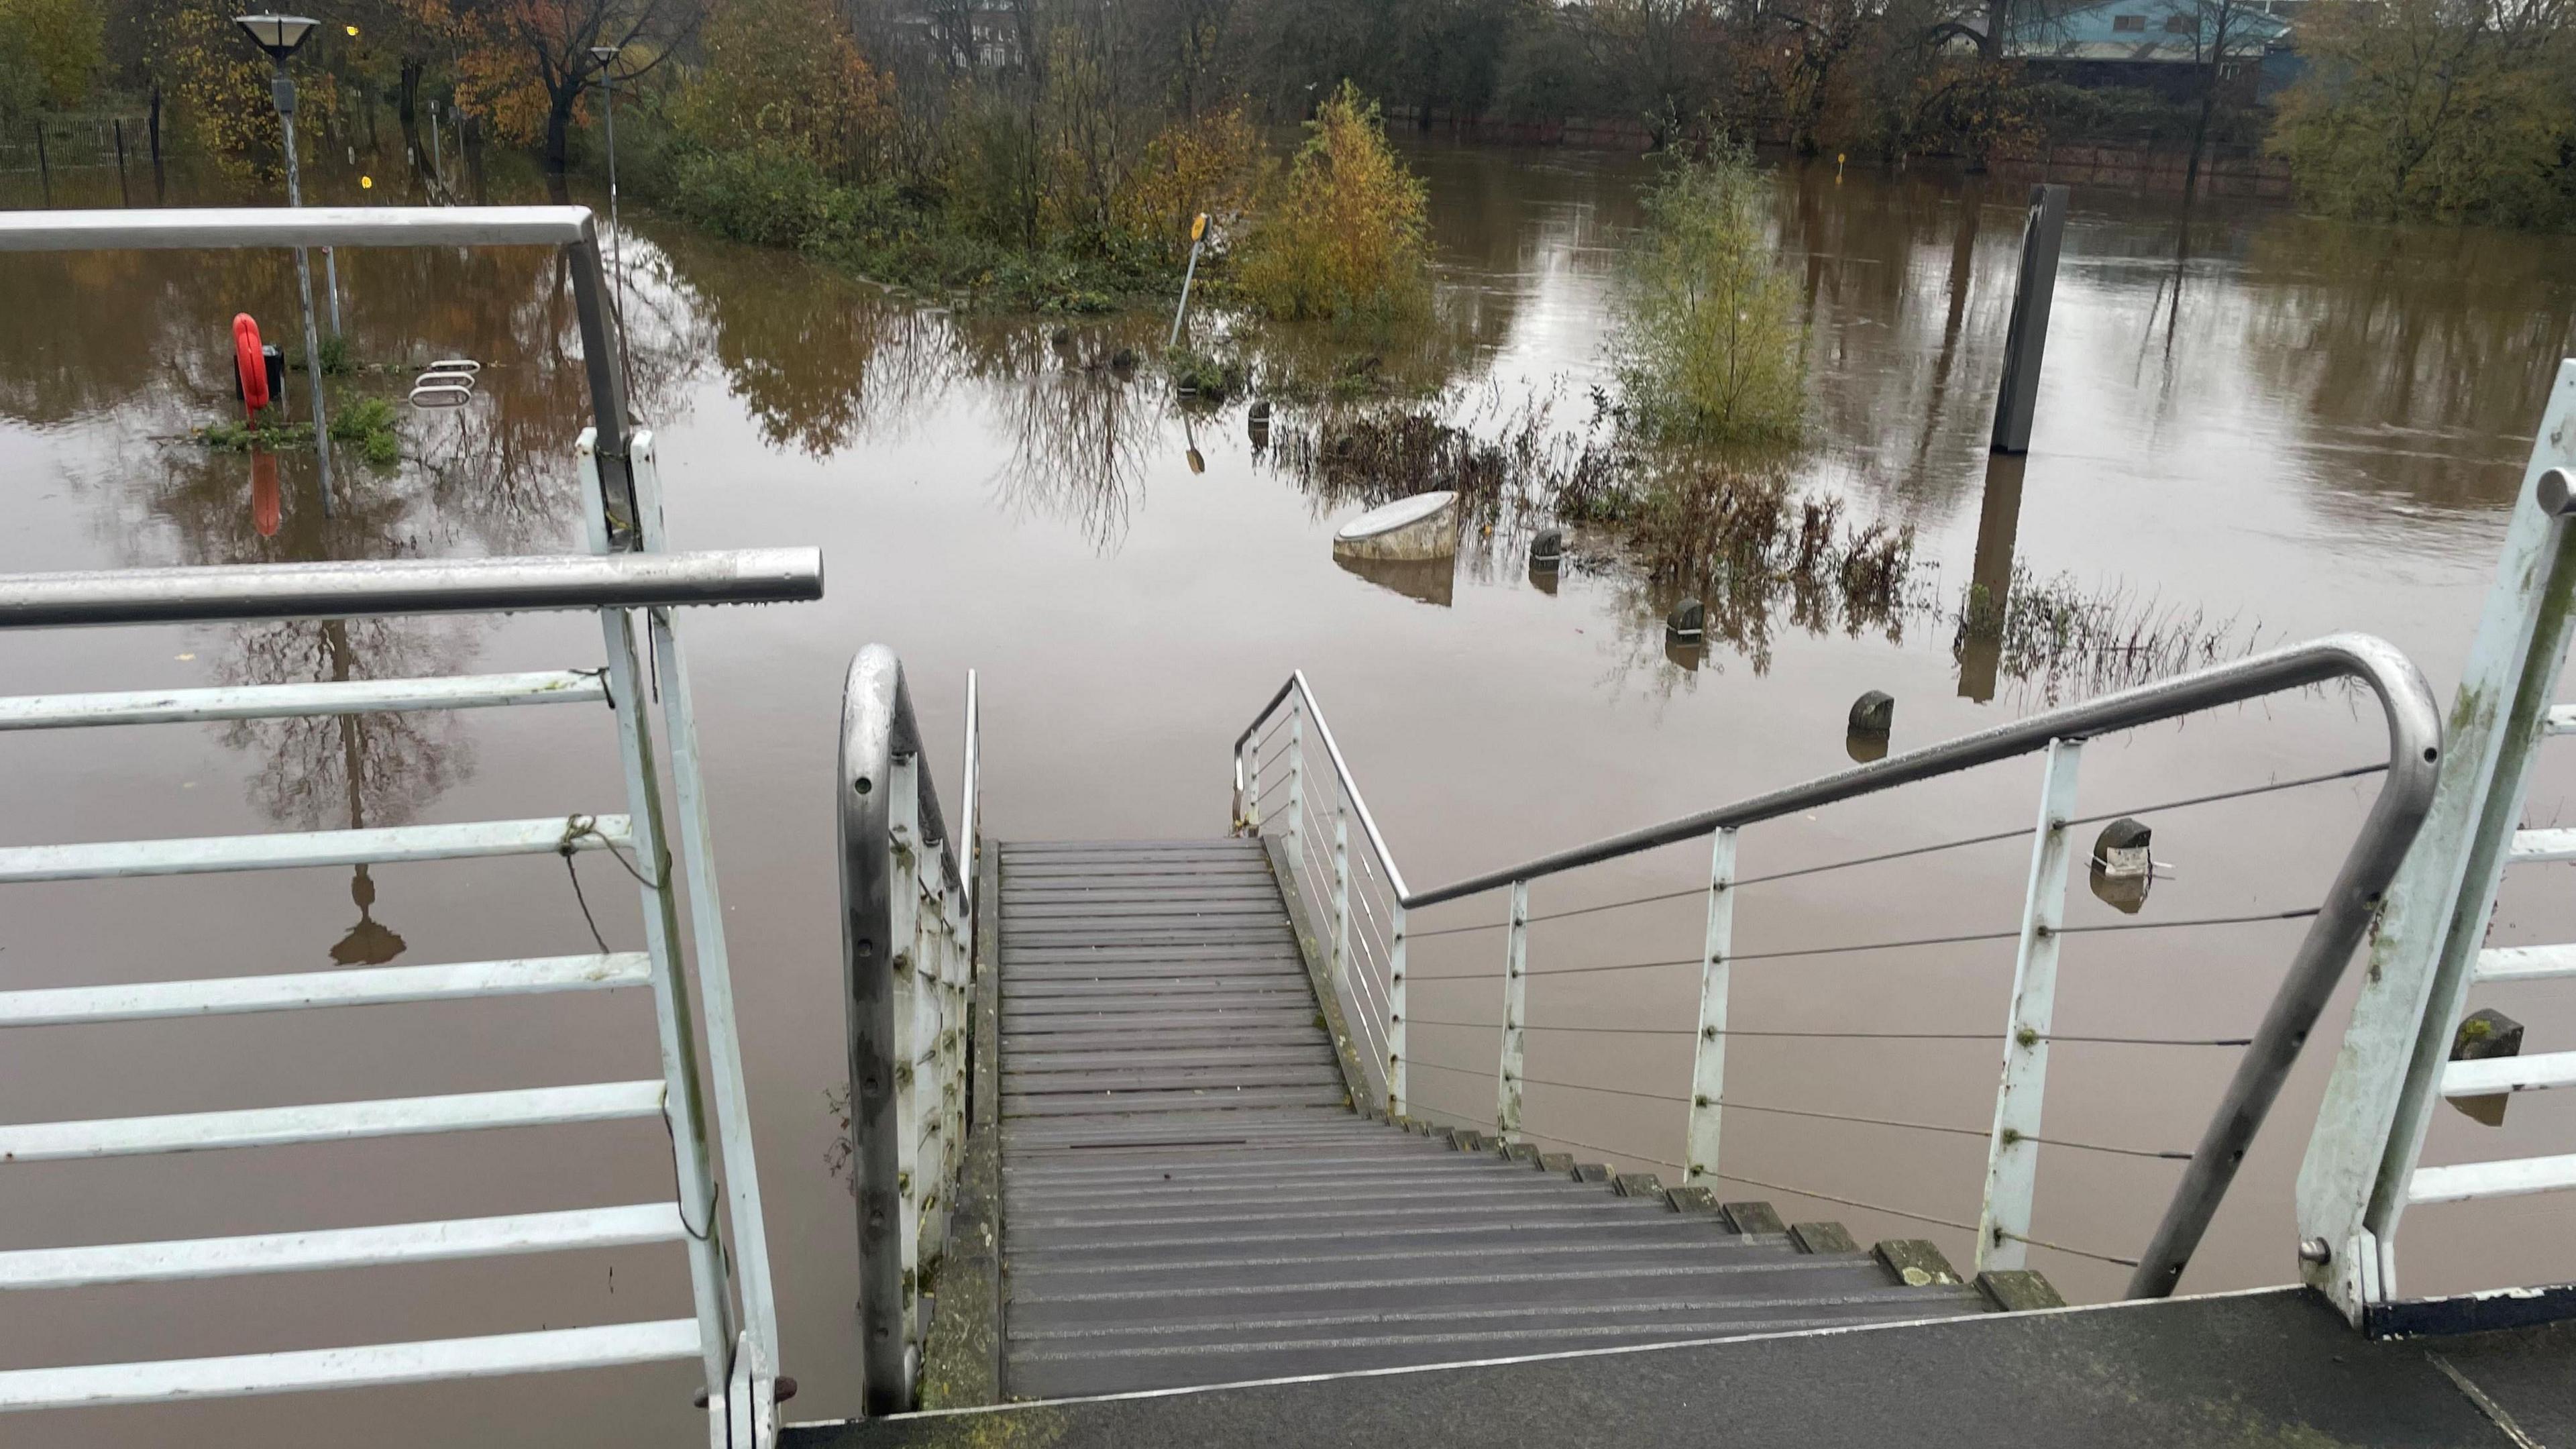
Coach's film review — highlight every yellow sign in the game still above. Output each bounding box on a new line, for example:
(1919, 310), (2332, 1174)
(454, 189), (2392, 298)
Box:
(345, 23), (359, 35)
(360, 175), (374, 189)
(1191, 213), (1208, 241)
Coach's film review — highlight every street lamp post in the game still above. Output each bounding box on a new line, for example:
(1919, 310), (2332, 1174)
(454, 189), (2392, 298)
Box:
(234, 13), (332, 514)
(589, 44), (623, 321)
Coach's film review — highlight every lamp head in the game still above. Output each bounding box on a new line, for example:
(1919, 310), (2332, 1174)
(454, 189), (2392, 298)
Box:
(233, 13), (319, 60)
(589, 44), (619, 66)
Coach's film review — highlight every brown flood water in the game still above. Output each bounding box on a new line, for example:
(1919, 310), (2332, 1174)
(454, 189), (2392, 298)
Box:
(4, 142), (2576, 1443)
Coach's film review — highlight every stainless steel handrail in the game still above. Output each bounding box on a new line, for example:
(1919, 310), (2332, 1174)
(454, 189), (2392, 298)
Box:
(0, 551), (824, 627)
(1233, 670), (1411, 900)
(1234, 633), (2445, 1299)
(839, 645), (971, 1415)
(1399, 635), (2436, 908)
(0, 205), (600, 252)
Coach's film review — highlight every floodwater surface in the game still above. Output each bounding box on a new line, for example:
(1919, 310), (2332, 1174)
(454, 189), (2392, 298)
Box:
(3, 142), (2576, 1444)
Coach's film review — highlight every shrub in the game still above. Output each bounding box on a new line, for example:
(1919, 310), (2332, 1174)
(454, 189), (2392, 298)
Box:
(676, 0), (895, 179)
(1114, 107), (1268, 264)
(1611, 138), (1807, 447)
(1235, 83), (1429, 321)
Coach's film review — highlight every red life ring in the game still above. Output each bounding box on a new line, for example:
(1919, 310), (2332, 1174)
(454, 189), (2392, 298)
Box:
(233, 313), (268, 415)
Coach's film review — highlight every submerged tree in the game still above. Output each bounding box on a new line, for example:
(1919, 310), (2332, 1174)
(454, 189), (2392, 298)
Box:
(1234, 81), (1429, 322)
(1611, 137), (1808, 447)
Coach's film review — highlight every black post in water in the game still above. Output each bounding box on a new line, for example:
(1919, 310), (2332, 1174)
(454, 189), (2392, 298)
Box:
(1989, 182), (2068, 455)
(113, 118), (130, 205)
(1955, 453), (2027, 704)
(34, 121), (50, 207)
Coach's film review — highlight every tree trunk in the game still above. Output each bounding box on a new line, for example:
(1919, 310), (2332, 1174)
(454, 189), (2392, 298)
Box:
(543, 83), (579, 174)
(2184, 57), (2217, 201)
(396, 59), (423, 160)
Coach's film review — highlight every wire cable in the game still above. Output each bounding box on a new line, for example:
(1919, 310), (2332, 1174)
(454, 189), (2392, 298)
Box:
(1709, 1173), (1977, 1234)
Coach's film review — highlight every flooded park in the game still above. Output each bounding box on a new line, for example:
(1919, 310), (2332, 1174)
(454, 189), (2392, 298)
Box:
(6, 137), (2576, 1443)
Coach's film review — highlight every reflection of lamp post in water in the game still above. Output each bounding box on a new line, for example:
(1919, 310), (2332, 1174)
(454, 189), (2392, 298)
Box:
(233, 13), (333, 516)
(589, 45), (624, 322)
(323, 616), (407, 966)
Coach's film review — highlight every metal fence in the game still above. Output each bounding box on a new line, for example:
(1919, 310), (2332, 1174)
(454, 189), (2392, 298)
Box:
(0, 206), (804, 1446)
(1235, 634), (2442, 1298)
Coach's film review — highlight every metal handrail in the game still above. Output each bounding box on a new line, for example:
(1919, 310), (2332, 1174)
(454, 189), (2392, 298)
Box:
(1232, 670), (1411, 899)
(1235, 633), (2445, 1300)
(0, 551), (824, 627)
(1398, 635), (2436, 909)
(839, 645), (973, 1415)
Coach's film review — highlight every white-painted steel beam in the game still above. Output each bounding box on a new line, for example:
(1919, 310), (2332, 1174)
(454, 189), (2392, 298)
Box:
(2473, 944), (2576, 983)
(0, 954), (649, 1027)
(0, 670), (605, 731)
(2411, 1154), (2576, 1204)
(2441, 1051), (2576, 1097)
(0, 1080), (665, 1162)
(0, 1320), (702, 1411)
(0, 815), (629, 883)
(2508, 828), (2576, 863)
(0, 1203), (684, 1289)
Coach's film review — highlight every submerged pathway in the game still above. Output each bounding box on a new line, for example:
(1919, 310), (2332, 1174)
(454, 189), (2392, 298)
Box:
(992, 838), (2003, 1400)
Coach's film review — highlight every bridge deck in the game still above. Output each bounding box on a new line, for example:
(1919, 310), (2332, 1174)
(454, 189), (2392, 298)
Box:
(992, 838), (1996, 1401)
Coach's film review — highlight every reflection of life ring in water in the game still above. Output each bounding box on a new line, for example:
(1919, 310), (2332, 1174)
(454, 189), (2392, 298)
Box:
(251, 450), (280, 537)
(233, 313), (268, 415)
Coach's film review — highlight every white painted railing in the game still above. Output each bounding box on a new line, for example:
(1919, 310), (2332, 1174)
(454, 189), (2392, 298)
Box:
(2299, 360), (2576, 1333)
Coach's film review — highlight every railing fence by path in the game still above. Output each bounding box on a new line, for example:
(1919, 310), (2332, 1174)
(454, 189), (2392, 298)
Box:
(1236, 637), (2442, 1297)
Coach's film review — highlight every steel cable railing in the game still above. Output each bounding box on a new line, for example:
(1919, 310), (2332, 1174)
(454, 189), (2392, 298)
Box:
(1231, 637), (2443, 1300)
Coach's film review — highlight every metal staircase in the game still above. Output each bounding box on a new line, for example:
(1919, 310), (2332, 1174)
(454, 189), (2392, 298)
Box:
(2299, 360), (2576, 1330)
(0, 207), (813, 1444)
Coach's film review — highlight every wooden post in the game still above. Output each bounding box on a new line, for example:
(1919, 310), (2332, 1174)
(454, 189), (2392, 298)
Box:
(1684, 828), (1739, 1187)
(1978, 737), (2084, 1271)
(1497, 881), (1529, 1141)
(1990, 183), (2068, 455)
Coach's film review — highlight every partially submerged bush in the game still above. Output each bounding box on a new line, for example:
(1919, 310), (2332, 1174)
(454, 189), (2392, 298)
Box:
(1235, 83), (1430, 322)
(1611, 138), (1808, 447)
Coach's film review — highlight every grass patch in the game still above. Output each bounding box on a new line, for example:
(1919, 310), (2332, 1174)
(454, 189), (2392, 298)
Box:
(197, 393), (400, 467)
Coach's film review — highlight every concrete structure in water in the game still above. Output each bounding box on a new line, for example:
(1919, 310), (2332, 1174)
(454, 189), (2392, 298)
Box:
(1332, 491), (1458, 562)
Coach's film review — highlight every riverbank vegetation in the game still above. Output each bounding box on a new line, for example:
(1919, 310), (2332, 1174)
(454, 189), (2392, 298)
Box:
(1611, 139), (1807, 447)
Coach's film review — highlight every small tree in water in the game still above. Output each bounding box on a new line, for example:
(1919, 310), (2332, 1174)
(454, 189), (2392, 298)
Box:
(1237, 82), (1429, 322)
(1613, 138), (1808, 447)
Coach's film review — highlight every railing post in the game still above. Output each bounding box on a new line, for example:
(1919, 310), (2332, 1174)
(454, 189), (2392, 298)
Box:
(1242, 727), (1261, 835)
(1332, 806), (1351, 996)
(887, 748), (925, 1367)
(1685, 828), (1739, 1188)
(1283, 703), (1305, 861)
(1979, 736), (2084, 1273)
(1388, 902), (1409, 1119)
(1497, 881), (1529, 1142)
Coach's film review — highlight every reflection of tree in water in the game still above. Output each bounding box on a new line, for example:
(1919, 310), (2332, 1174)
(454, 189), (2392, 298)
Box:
(2237, 215), (2576, 515)
(959, 321), (1167, 551)
(645, 223), (953, 458)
